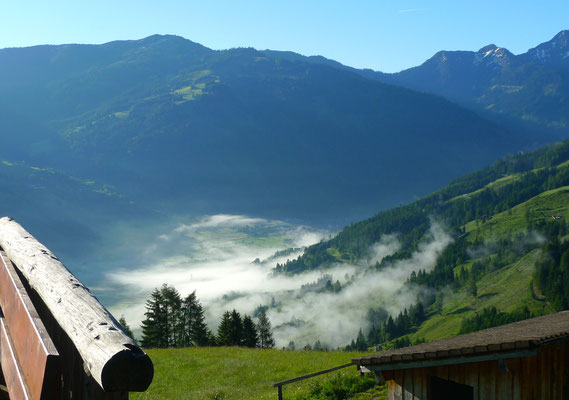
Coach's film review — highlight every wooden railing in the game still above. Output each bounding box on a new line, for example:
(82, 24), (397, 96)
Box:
(273, 362), (359, 399)
(0, 217), (153, 399)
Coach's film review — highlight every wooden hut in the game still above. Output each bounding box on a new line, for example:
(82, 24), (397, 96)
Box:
(353, 311), (569, 400)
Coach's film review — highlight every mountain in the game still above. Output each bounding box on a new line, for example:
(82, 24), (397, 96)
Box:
(377, 30), (569, 136)
(280, 138), (569, 345)
(0, 160), (145, 259)
(0, 35), (531, 232)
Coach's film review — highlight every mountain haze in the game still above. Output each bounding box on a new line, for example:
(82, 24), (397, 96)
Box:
(0, 35), (529, 233)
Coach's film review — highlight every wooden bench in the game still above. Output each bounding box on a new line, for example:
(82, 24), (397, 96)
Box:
(0, 217), (154, 399)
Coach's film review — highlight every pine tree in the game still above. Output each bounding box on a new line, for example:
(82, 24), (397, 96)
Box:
(257, 309), (275, 349)
(191, 302), (211, 346)
(242, 315), (259, 348)
(384, 315), (396, 340)
(355, 328), (367, 351)
(229, 310), (243, 346)
(181, 291), (211, 346)
(160, 284), (183, 347)
(118, 316), (134, 340)
(217, 311), (233, 346)
(469, 278), (478, 298)
(141, 288), (168, 348)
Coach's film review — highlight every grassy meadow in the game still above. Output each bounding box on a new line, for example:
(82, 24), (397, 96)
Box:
(133, 347), (384, 400)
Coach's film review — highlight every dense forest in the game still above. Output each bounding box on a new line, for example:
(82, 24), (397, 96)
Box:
(534, 238), (569, 311)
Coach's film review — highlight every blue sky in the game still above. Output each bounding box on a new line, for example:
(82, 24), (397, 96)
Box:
(2, 1), (568, 72)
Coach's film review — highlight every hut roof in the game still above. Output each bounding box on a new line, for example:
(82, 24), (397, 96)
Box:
(354, 310), (569, 367)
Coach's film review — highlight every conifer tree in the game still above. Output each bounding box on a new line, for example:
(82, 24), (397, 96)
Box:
(257, 309), (275, 349)
(469, 278), (478, 298)
(355, 328), (367, 351)
(217, 311), (233, 346)
(242, 315), (259, 348)
(181, 291), (211, 346)
(118, 316), (134, 340)
(160, 284), (183, 347)
(141, 288), (168, 348)
(191, 303), (212, 346)
(229, 310), (243, 346)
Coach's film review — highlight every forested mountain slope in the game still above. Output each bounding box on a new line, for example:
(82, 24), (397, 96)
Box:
(0, 35), (532, 228)
(282, 140), (569, 272)
(279, 139), (569, 348)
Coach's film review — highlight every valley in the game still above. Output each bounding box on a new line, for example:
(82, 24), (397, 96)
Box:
(1, 24), (569, 400)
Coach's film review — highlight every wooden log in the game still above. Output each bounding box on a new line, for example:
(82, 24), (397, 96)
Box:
(0, 217), (153, 392)
(0, 251), (61, 399)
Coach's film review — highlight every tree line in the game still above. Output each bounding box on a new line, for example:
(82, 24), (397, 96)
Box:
(533, 236), (569, 311)
(139, 284), (274, 349)
(346, 302), (426, 351)
(278, 139), (569, 275)
(458, 306), (532, 334)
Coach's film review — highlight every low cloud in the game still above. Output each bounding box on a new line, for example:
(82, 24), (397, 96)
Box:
(104, 215), (451, 348)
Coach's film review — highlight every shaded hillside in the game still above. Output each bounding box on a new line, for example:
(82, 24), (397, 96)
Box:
(281, 139), (569, 273)
(0, 35), (529, 225)
(0, 160), (145, 260)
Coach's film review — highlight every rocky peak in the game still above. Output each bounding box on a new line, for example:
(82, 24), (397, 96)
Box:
(522, 30), (569, 64)
(473, 44), (514, 67)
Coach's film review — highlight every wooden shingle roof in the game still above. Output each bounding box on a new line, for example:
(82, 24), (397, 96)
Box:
(354, 311), (569, 367)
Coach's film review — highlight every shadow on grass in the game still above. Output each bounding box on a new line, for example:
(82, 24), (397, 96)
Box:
(477, 292), (499, 299)
(447, 306), (474, 315)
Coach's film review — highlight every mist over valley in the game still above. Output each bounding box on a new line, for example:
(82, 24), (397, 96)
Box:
(2, 24), (569, 399)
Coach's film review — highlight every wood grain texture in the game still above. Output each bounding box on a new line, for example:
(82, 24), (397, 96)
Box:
(393, 370), (403, 400)
(510, 358), (522, 400)
(0, 251), (61, 399)
(0, 217), (153, 392)
(0, 317), (30, 399)
(379, 341), (569, 400)
(401, 369), (413, 400)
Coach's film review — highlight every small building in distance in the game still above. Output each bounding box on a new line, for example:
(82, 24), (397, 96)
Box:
(353, 311), (569, 400)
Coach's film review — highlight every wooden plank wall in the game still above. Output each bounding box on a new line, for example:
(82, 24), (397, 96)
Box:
(385, 340), (568, 400)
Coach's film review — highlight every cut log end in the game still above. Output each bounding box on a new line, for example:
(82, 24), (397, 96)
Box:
(100, 344), (154, 392)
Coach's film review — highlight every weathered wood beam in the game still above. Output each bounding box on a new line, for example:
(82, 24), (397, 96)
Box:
(363, 349), (539, 373)
(0, 251), (61, 399)
(273, 362), (355, 387)
(0, 217), (154, 392)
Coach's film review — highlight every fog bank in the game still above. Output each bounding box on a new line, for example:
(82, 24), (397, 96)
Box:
(104, 214), (451, 348)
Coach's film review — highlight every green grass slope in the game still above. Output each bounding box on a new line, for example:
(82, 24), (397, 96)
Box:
(402, 179), (569, 342)
(411, 249), (552, 342)
(132, 347), (376, 400)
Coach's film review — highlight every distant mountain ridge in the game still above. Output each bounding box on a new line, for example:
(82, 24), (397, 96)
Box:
(262, 31), (569, 136)
(378, 30), (569, 134)
(0, 35), (529, 232)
